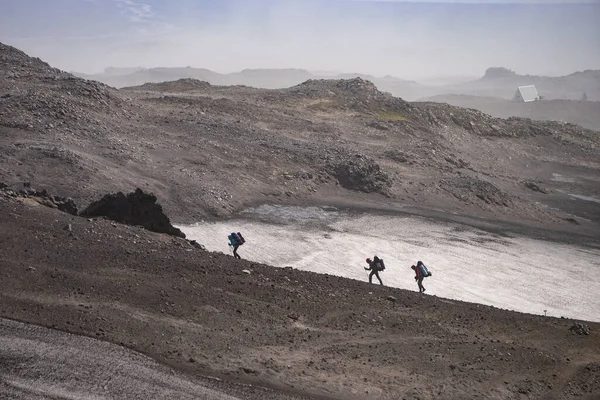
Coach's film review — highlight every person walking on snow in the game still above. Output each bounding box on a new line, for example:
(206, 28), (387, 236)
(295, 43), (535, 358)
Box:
(228, 232), (245, 259)
(411, 263), (425, 293)
(365, 256), (384, 285)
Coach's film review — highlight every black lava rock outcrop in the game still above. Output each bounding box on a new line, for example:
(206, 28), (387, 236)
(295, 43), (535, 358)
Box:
(330, 155), (392, 196)
(80, 189), (185, 238)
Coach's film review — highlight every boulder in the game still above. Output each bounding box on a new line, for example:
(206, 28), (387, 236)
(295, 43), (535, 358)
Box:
(80, 188), (185, 238)
(330, 155), (392, 195)
(570, 322), (590, 336)
(36, 189), (78, 215)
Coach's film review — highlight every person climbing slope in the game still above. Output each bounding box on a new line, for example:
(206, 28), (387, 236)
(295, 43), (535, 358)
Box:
(411, 264), (424, 292)
(365, 256), (385, 285)
(228, 232), (245, 259)
(411, 260), (431, 293)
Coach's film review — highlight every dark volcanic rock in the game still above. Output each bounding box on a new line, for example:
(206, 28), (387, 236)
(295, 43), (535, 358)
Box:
(51, 194), (78, 215)
(570, 322), (590, 336)
(81, 189), (185, 238)
(331, 155), (392, 195)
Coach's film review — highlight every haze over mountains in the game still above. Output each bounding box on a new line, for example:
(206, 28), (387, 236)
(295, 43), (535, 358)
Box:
(74, 66), (600, 102)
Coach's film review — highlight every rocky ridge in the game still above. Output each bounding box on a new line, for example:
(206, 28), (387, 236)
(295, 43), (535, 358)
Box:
(1, 42), (599, 229)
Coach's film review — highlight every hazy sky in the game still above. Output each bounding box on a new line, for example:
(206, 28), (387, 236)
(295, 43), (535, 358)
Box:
(0, 0), (599, 79)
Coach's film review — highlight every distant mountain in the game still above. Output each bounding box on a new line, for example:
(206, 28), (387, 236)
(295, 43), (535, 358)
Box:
(419, 94), (600, 132)
(226, 68), (315, 89)
(73, 67), (222, 89)
(442, 67), (600, 101)
(72, 67), (424, 99)
(72, 66), (600, 102)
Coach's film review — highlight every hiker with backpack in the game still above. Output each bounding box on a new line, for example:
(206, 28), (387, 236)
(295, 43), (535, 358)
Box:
(365, 255), (385, 285)
(411, 260), (431, 293)
(228, 232), (245, 259)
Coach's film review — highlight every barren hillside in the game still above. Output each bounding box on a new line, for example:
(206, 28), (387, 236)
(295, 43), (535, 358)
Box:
(1, 192), (599, 400)
(2, 43), (599, 233)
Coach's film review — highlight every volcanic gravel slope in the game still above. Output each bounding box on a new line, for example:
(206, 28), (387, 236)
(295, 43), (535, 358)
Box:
(1, 42), (599, 230)
(1, 194), (600, 400)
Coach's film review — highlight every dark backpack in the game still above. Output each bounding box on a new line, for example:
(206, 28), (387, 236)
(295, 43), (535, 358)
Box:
(373, 256), (385, 271)
(229, 232), (245, 246)
(236, 232), (245, 245)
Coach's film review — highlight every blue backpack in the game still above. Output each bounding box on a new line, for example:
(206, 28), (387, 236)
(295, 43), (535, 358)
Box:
(417, 261), (432, 277)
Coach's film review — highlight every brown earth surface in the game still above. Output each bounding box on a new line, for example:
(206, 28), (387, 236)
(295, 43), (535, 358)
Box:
(2, 191), (600, 400)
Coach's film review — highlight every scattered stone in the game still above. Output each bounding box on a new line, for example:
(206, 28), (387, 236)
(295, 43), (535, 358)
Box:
(440, 177), (512, 208)
(383, 150), (408, 163)
(523, 180), (549, 194)
(242, 269), (251, 275)
(63, 224), (72, 232)
(1, 183), (78, 215)
(570, 323), (590, 336)
(386, 295), (397, 302)
(240, 367), (257, 374)
(366, 121), (389, 131)
(188, 240), (206, 250)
